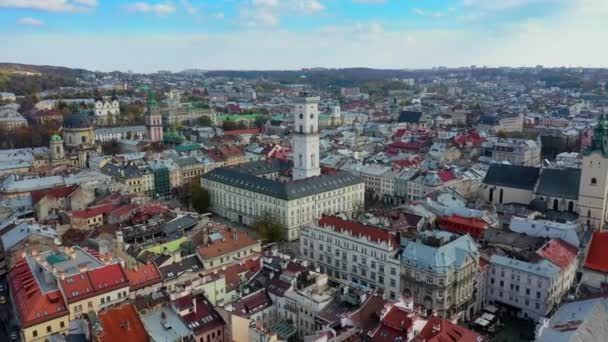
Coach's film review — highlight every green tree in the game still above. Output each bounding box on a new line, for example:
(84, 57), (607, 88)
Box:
(252, 211), (285, 243)
(196, 115), (213, 127)
(190, 182), (210, 213)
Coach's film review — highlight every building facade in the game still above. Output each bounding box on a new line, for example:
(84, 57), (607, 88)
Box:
(292, 96), (321, 180)
(300, 215), (402, 300)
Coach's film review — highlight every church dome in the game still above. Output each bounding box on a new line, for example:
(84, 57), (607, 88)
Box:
(64, 111), (92, 129)
(50, 134), (62, 142)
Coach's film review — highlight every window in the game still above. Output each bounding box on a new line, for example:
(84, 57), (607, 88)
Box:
(591, 178), (597, 186)
(60, 321), (65, 329)
(47, 326), (52, 333)
(101, 297), (105, 304)
(33, 330), (38, 338)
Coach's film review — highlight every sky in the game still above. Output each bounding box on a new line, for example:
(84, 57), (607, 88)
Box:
(0, 0), (607, 72)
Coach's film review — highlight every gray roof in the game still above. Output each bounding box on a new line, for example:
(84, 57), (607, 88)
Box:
(536, 297), (608, 342)
(101, 163), (142, 179)
(491, 255), (559, 279)
(483, 164), (540, 190)
(236, 159), (291, 176)
(202, 167), (363, 201)
(536, 168), (581, 200)
(162, 215), (199, 235)
(401, 233), (479, 275)
(158, 256), (203, 279)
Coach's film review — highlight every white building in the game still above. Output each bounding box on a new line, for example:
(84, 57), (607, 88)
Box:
(480, 138), (542, 167)
(487, 239), (577, 320)
(340, 163), (393, 200)
(300, 215), (401, 300)
(94, 96), (120, 117)
(95, 125), (147, 142)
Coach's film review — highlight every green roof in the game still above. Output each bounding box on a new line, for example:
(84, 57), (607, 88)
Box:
(140, 236), (189, 256)
(217, 114), (264, 121)
(50, 134), (62, 142)
(175, 143), (201, 153)
(47, 254), (68, 264)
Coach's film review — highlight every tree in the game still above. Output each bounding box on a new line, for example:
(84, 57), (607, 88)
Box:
(196, 115), (213, 127)
(252, 211), (285, 243)
(190, 182), (210, 213)
(222, 119), (238, 131)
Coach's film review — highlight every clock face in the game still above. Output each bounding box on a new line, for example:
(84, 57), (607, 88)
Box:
(299, 114), (304, 119)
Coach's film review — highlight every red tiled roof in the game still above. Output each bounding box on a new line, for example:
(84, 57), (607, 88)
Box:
(98, 303), (149, 342)
(439, 215), (488, 230)
(536, 239), (578, 270)
(371, 306), (412, 341)
(31, 185), (79, 205)
(437, 170), (457, 183)
(88, 263), (129, 292)
(124, 263), (163, 291)
(59, 263), (129, 303)
(414, 316), (484, 342)
(222, 255), (261, 292)
(109, 204), (139, 218)
(181, 295), (225, 333)
(71, 203), (117, 219)
(224, 128), (261, 135)
(196, 229), (259, 260)
(318, 215), (399, 248)
(231, 291), (272, 318)
(584, 231), (608, 273)
(7, 259), (69, 328)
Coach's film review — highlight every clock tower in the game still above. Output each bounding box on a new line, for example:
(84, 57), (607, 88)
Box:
(292, 95), (321, 180)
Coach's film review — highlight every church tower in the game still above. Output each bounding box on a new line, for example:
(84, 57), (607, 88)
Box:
(145, 95), (163, 142)
(292, 95), (321, 180)
(49, 134), (64, 165)
(578, 115), (608, 230)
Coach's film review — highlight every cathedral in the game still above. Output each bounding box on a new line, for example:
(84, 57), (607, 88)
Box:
(94, 95), (120, 125)
(51, 110), (99, 168)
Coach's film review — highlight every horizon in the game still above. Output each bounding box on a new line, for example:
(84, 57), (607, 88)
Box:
(1, 0), (607, 72)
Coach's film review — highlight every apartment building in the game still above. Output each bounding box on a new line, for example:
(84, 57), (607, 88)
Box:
(487, 239), (577, 319)
(400, 231), (480, 320)
(300, 215), (401, 300)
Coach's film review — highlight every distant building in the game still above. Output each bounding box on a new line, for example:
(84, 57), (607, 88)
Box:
(535, 297), (608, 342)
(94, 95), (120, 125)
(480, 138), (541, 166)
(95, 126), (147, 142)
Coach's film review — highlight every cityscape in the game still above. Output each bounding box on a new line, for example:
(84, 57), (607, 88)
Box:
(1, 1), (608, 342)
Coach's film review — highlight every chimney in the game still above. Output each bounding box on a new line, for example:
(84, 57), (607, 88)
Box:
(78, 264), (88, 273)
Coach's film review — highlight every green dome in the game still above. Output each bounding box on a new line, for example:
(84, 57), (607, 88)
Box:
(50, 134), (62, 142)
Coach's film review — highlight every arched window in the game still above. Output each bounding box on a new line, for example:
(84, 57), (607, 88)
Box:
(311, 154), (315, 167)
(55, 146), (60, 154)
(553, 199), (559, 211)
(298, 154), (303, 167)
(499, 188), (504, 204)
(299, 125), (303, 134)
(591, 178), (597, 186)
(489, 188), (494, 202)
(310, 124), (314, 133)
(568, 201), (574, 212)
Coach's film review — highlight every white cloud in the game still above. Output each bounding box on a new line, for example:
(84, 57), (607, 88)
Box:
(73, 0), (97, 6)
(352, 0), (385, 3)
(180, 0), (198, 15)
(125, 2), (176, 16)
(213, 12), (225, 20)
(241, 0), (325, 27)
(0, 0), (97, 12)
(412, 8), (425, 15)
(17, 16), (44, 25)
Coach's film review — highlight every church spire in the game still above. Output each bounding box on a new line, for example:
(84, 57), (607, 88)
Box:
(587, 114), (608, 155)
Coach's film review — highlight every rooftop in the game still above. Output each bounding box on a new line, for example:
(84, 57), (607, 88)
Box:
(203, 167), (363, 201)
(197, 228), (259, 260)
(482, 164), (540, 190)
(584, 231), (608, 273)
(536, 239), (578, 270)
(491, 254), (560, 279)
(180, 295), (225, 333)
(317, 215), (399, 249)
(97, 303), (149, 342)
(414, 316), (484, 342)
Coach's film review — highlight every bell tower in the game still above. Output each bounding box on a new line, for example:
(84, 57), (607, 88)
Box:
(579, 115), (608, 230)
(145, 93), (164, 142)
(292, 95), (321, 180)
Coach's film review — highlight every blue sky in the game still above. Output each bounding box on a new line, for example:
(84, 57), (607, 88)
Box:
(0, 0), (607, 72)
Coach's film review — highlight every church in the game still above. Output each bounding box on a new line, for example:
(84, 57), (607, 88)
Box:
(481, 115), (608, 230)
(94, 95), (120, 125)
(202, 95), (365, 241)
(50, 110), (99, 168)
